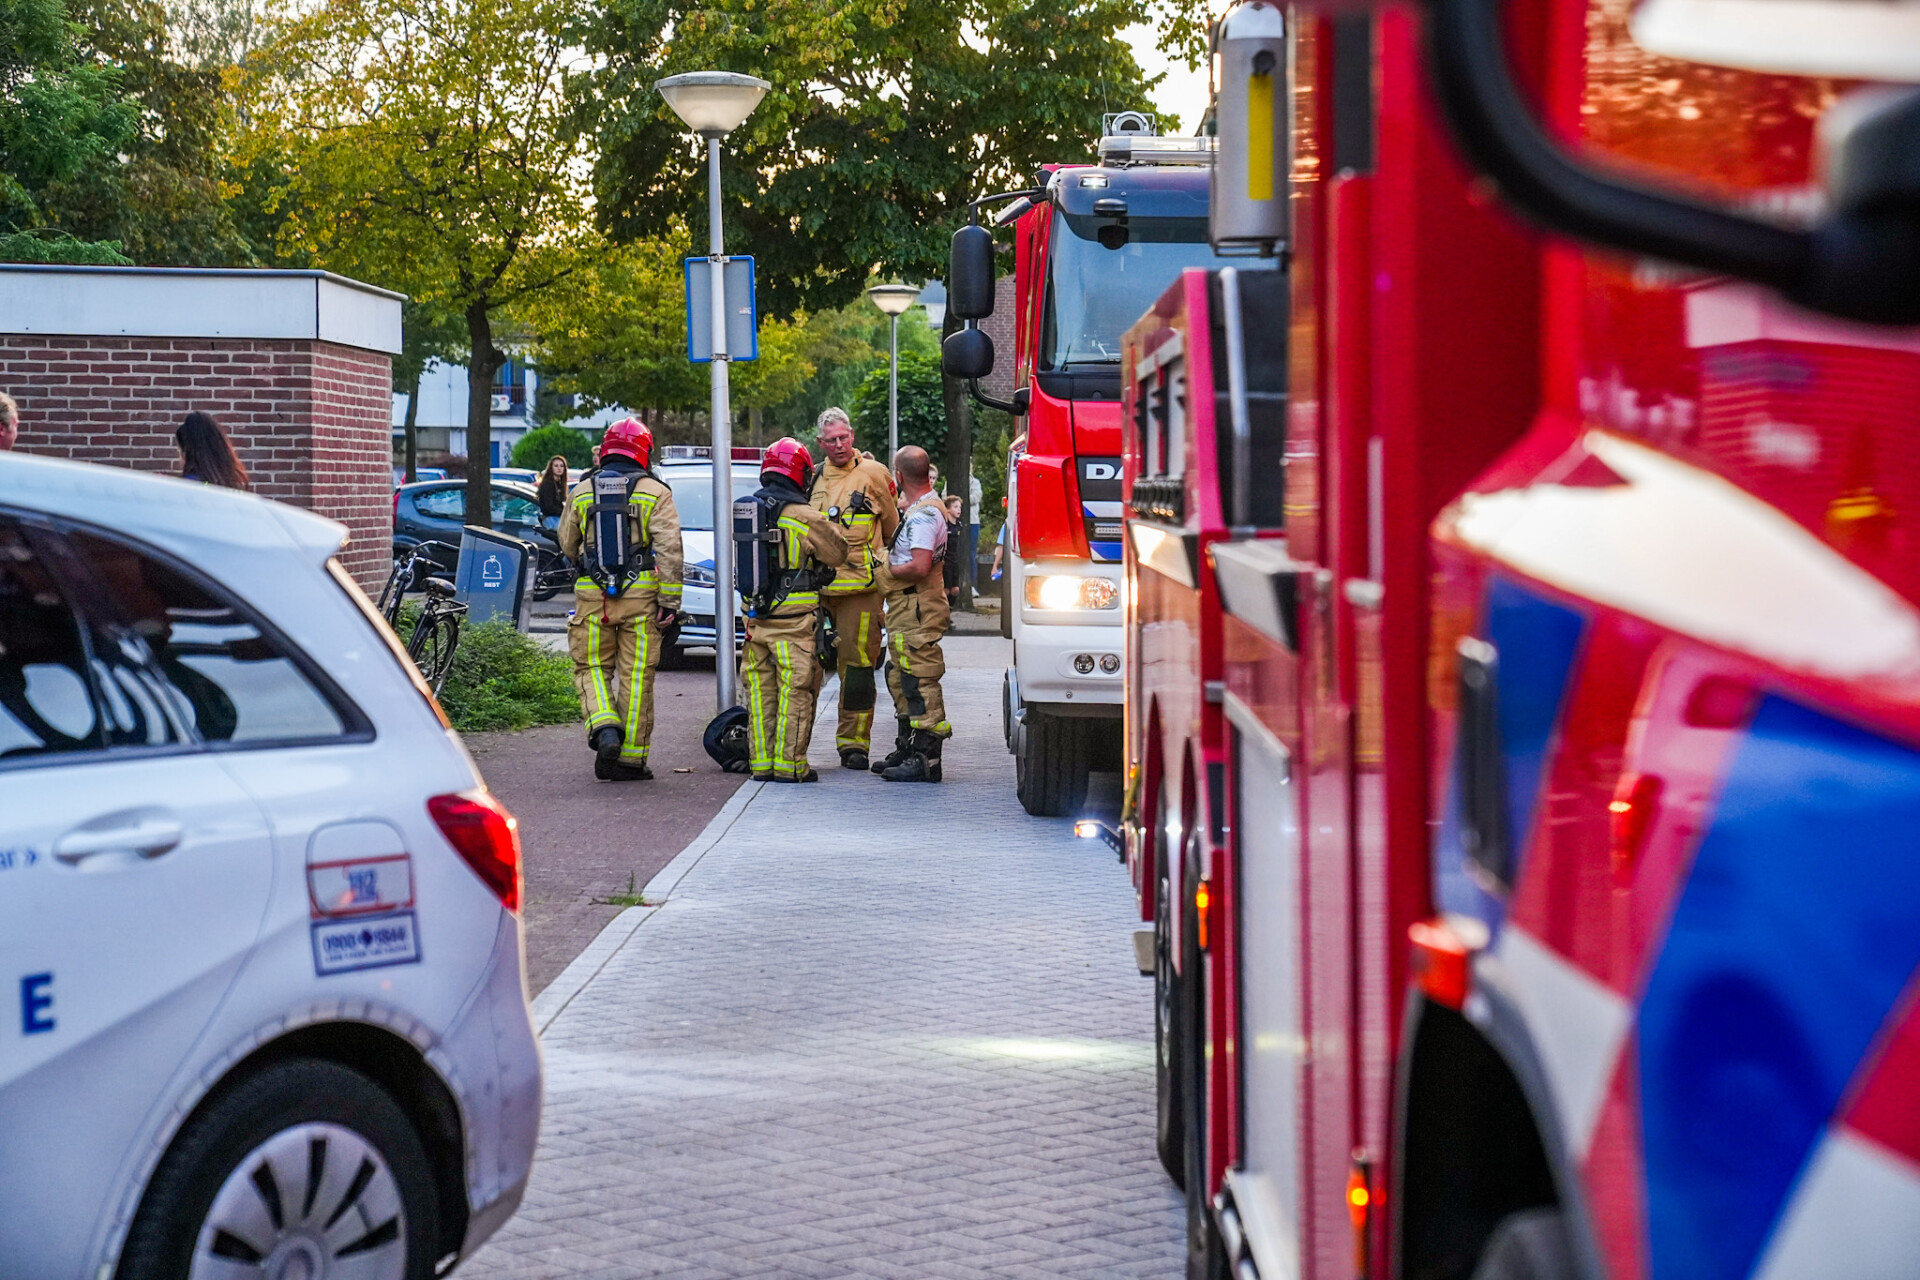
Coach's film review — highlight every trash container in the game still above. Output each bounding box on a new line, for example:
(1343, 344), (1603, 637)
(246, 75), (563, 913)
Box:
(455, 525), (534, 630)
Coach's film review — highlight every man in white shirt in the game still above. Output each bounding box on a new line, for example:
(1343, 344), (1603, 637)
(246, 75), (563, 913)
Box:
(871, 446), (952, 782)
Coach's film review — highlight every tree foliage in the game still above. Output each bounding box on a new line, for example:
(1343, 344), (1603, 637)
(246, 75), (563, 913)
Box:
(518, 232), (707, 418)
(244, 0), (599, 523)
(586, 0), (1166, 318)
(0, 0), (137, 258)
(510, 424), (595, 470)
(848, 349), (944, 459)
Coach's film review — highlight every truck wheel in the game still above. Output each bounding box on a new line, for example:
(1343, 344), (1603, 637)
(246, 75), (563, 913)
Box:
(1015, 709), (1091, 817)
(1180, 845), (1227, 1280)
(1471, 1209), (1574, 1280)
(118, 1059), (440, 1280)
(1155, 826), (1186, 1188)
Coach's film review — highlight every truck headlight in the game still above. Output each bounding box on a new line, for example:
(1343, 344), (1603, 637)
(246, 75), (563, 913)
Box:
(683, 563), (716, 587)
(1027, 574), (1119, 611)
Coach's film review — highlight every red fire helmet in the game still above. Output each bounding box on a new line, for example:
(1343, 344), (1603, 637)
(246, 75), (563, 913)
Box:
(600, 417), (653, 467)
(760, 436), (813, 487)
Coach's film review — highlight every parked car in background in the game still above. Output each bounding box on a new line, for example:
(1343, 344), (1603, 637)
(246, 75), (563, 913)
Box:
(490, 468), (539, 484)
(391, 466), (449, 486)
(0, 452), (540, 1278)
(393, 479), (562, 584)
(654, 456), (757, 665)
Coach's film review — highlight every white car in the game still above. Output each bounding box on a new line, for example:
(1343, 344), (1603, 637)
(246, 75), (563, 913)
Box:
(0, 454), (540, 1278)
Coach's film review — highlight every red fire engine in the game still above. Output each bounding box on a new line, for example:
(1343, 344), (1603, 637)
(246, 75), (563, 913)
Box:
(1121, 2), (1920, 1279)
(943, 119), (1254, 816)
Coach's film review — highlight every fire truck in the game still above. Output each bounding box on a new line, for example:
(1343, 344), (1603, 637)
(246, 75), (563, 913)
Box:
(1121, 1), (1920, 1279)
(943, 118), (1257, 816)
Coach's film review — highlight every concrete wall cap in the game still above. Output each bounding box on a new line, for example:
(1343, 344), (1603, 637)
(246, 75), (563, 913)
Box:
(0, 266), (406, 355)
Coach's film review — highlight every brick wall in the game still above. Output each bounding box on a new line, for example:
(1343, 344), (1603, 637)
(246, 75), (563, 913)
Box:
(0, 335), (394, 592)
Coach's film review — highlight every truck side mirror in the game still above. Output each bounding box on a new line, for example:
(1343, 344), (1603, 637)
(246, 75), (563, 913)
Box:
(949, 224), (997, 320)
(942, 327), (995, 380)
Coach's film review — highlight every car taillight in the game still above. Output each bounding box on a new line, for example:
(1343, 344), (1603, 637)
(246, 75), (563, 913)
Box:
(428, 790), (521, 912)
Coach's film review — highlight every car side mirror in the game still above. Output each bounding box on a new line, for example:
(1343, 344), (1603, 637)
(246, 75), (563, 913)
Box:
(948, 224), (997, 319)
(942, 327), (995, 381)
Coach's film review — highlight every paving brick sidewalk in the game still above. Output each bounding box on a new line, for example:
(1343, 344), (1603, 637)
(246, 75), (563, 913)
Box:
(462, 639), (1183, 1278)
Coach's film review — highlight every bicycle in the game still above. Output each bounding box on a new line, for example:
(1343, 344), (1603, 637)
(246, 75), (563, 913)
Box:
(379, 541), (468, 695)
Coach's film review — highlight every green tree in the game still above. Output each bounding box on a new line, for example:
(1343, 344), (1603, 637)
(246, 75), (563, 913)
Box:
(39, 0), (261, 265)
(519, 232), (708, 422)
(244, 0), (597, 527)
(510, 424), (594, 470)
(0, 0), (137, 262)
(590, 0), (1161, 315)
(848, 350), (944, 460)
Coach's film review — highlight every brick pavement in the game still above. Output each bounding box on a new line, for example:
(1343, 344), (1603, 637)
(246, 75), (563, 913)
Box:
(462, 637), (1183, 1278)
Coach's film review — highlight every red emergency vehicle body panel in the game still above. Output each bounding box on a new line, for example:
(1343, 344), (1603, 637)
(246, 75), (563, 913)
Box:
(1202, 10), (1550, 1277)
(1121, 268), (1247, 1196)
(1421, 2), (1920, 1279)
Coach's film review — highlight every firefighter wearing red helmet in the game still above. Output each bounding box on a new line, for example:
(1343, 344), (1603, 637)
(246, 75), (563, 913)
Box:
(556, 416), (682, 780)
(737, 436), (847, 782)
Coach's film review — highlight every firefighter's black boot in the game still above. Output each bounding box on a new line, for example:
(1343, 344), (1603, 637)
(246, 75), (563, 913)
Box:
(606, 760), (654, 781)
(881, 730), (944, 783)
(870, 719), (912, 774)
(840, 748), (869, 771)
(591, 727), (623, 780)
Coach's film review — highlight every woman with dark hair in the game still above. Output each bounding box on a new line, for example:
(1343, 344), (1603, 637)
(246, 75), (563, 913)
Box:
(535, 454), (570, 522)
(176, 411), (250, 491)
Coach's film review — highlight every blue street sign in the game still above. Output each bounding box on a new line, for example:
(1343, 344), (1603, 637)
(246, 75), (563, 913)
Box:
(685, 256), (758, 363)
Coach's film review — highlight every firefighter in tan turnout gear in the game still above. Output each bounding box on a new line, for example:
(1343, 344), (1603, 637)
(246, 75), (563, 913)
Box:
(872, 445), (952, 783)
(558, 417), (681, 781)
(808, 407), (899, 770)
(738, 437), (848, 782)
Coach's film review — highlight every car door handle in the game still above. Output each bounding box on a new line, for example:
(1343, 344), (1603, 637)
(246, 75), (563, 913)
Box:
(54, 815), (185, 864)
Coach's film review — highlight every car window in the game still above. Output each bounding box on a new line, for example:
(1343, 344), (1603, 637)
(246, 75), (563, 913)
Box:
(67, 530), (349, 744)
(0, 519), (103, 760)
(665, 471), (760, 530)
(414, 488), (465, 519)
(497, 492), (542, 524)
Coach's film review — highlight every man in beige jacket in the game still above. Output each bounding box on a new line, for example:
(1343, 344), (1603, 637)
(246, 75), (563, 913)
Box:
(808, 407), (899, 770)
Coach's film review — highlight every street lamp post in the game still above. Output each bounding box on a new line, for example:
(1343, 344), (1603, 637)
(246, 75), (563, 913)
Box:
(866, 284), (920, 460)
(656, 70), (768, 713)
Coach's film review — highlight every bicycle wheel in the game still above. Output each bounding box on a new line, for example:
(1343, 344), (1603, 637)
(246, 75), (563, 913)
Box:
(408, 607), (462, 695)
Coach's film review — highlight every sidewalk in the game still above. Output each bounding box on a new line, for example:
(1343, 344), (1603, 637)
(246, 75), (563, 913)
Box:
(463, 636), (1183, 1278)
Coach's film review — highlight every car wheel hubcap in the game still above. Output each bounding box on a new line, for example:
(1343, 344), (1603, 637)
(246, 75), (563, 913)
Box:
(192, 1122), (407, 1280)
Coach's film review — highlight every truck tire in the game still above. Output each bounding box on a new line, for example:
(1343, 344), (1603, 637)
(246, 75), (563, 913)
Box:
(1155, 826), (1185, 1187)
(1015, 708), (1091, 816)
(1471, 1209), (1574, 1280)
(1181, 843), (1227, 1280)
(119, 1058), (440, 1280)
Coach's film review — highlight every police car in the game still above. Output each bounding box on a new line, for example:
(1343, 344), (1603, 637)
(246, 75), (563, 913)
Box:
(0, 453), (540, 1278)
